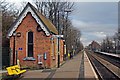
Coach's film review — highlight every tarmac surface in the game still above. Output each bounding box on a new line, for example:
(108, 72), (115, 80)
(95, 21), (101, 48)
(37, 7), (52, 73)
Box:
(0, 50), (98, 80)
(21, 50), (98, 79)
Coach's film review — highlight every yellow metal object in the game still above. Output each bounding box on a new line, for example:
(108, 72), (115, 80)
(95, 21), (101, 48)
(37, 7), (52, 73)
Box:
(6, 67), (14, 75)
(68, 53), (70, 58)
(14, 65), (26, 74)
(6, 65), (26, 76)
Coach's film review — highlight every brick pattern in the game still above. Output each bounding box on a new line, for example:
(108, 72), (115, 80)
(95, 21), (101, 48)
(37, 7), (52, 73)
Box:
(89, 41), (101, 51)
(10, 13), (64, 68)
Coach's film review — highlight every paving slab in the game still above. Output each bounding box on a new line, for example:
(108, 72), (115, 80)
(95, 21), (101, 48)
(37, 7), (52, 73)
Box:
(21, 50), (98, 79)
(52, 71), (79, 78)
(84, 51), (98, 79)
(23, 70), (50, 78)
(52, 52), (82, 78)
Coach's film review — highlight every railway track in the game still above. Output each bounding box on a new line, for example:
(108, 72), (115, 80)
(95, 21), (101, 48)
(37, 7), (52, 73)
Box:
(94, 52), (120, 68)
(86, 51), (120, 80)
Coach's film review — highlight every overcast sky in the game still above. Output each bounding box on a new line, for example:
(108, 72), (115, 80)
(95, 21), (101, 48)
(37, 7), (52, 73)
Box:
(7, 0), (119, 46)
(70, 2), (118, 46)
(7, 0), (120, 2)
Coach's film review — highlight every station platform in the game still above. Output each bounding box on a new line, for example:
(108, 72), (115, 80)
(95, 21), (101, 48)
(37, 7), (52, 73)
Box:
(52, 51), (98, 79)
(52, 51), (82, 78)
(84, 51), (98, 79)
(97, 51), (120, 58)
(3, 50), (98, 79)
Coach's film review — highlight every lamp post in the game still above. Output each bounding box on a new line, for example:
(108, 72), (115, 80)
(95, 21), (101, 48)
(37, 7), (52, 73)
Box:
(57, 10), (60, 68)
(64, 9), (72, 41)
(112, 40), (115, 53)
(13, 32), (16, 65)
(64, 9), (72, 60)
(57, 9), (72, 68)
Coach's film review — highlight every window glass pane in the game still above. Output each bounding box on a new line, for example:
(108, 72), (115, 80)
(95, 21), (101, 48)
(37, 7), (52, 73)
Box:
(28, 45), (33, 57)
(28, 31), (33, 57)
(28, 32), (33, 43)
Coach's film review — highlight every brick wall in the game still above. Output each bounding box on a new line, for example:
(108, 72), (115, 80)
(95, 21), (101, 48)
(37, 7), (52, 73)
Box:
(10, 13), (64, 68)
(10, 13), (51, 68)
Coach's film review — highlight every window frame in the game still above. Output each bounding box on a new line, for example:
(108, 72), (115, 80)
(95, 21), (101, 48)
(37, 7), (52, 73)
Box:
(26, 31), (34, 58)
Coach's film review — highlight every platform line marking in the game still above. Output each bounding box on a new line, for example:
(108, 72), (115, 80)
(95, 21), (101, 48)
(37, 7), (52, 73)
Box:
(79, 52), (84, 78)
(84, 51), (98, 79)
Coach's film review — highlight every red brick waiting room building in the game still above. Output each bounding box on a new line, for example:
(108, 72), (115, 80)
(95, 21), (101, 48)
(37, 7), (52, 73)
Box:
(7, 3), (64, 68)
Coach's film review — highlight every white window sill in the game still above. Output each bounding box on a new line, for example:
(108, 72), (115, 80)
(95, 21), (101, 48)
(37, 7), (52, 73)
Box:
(23, 57), (36, 61)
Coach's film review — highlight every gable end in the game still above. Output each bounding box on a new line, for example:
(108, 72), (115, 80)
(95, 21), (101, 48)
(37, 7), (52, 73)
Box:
(7, 3), (51, 38)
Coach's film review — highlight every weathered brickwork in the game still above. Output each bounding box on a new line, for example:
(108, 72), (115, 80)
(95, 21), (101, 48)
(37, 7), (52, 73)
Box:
(10, 13), (64, 68)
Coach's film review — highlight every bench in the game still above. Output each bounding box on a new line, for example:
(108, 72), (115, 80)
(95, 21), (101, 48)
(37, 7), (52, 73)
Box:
(6, 65), (26, 76)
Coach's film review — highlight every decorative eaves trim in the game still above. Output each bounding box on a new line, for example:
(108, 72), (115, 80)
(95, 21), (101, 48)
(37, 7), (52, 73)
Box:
(7, 5), (50, 38)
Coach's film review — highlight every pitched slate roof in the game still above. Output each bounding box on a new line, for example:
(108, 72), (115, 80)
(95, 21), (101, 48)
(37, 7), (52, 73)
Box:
(7, 2), (58, 38)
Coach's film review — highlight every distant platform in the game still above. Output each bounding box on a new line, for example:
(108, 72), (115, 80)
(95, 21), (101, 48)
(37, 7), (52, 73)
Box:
(96, 51), (120, 58)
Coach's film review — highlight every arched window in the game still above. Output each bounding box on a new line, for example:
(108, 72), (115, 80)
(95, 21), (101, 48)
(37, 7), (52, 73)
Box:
(27, 31), (33, 57)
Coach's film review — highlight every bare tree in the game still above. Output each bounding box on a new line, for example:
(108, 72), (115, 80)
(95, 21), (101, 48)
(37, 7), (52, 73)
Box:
(1, 0), (19, 67)
(1, 0), (19, 46)
(34, 1), (74, 31)
(101, 36), (115, 53)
